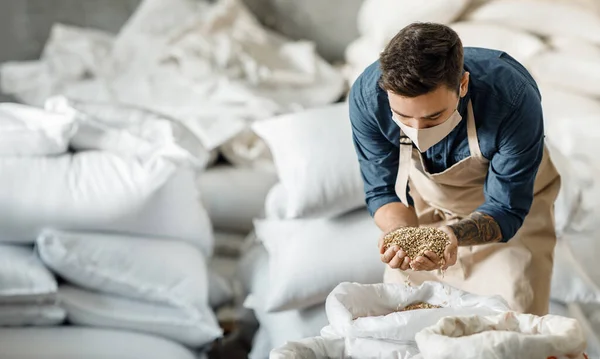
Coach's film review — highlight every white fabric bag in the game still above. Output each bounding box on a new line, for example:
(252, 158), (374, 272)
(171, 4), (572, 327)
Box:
(530, 51), (600, 98)
(539, 84), (600, 126)
(59, 285), (222, 347)
(449, 22), (547, 67)
(551, 234), (600, 304)
(0, 152), (213, 255)
(0, 305), (65, 327)
(253, 104), (365, 219)
(240, 239), (329, 351)
(567, 302), (600, 358)
(270, 336), (420, 359)
(197, 165), (278, 233)
(249, 326), (272, 359)
(254, 210), (383, 312)
(45, 96), (214, 168)
(546, 144), (583, 235)
(252, 301), (330, 352)
(0, 327), (197, 359)
(548, 36), (600, 60)
(0, 245), (57, 303)
(36, 230), (217, 318)
(357, 0), (470, 45)
(415, 311), (588, 359)
(0, 103), (76, 156)
(324, 282), (510, 342)
(467, 0), (600, 45)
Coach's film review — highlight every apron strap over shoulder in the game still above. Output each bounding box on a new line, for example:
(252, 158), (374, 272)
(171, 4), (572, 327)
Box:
(396, 133), (412, 207)
(466, 101), (483, 160)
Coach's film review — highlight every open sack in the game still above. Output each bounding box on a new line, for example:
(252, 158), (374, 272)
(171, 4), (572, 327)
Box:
(415, 311), (588, 359)
(271, 281), (510, 358)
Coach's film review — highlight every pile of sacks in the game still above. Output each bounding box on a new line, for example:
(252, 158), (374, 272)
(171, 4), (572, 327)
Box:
(0, 0), (347, 170)
(0, 99), (223, 356)
(271, 282), (590, 359)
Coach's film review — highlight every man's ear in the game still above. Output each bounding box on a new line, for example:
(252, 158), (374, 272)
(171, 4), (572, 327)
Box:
(460, 72), (470, 98)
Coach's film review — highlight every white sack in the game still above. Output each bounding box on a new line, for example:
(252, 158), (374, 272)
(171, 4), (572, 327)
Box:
(270, 336), (420, 359)
(45, 96), (214, 168)
(0, 245), (57, 304)
(567, 303), (600, 358)
(357, 0), (470, 45)
(0, 103), (76, 156)
(240, 239), (329, 350)
(467, 0), (600, 46)
(59, 285), (221, 347)
(0, 327), (197, 359)
(539, 85), (600, 126)
(343, 37), (383, 86)
(0, 305), (65, 327)
(254, 210), (383, 312)
(0, 24), (114, 107)
(252, 302), (329, 352)
(546, 144), (582, 235)
(0, 153), (213, 255)
(543, 116), (600, 234)
(37, 230), (218, 325)
(548, 36), (600, 59)
(530, 51), (600, 98)
(253, 104), (365, 219)
(208, 269), (235, 309)
(249, 326), (272, 359)
(415, 311), (588, 359)
(450, 22), (547, 66)
(551, 234), (600, 303)
(324, 282), (510, 342)
(237, 234), (267, 296)
(197, 165), (278, 233)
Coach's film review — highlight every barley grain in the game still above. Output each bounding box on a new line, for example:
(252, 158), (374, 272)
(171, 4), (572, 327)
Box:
(383, 227), (449, 267)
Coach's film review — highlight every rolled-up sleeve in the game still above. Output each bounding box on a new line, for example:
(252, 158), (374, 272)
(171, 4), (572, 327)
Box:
(476, 83), (545, 242)
(349, 79), (413, 217)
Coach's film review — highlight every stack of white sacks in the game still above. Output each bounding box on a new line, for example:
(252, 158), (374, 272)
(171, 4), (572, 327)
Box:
(0, 100), (223, 357)
(0, 0), (349, 356)
(241, 104), (390, 358)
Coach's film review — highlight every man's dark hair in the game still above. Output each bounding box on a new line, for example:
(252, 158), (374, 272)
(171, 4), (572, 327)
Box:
(379, 22), (464, 97)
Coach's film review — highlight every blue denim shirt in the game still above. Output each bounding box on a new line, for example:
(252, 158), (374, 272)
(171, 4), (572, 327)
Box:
(349, 48), (544, 242)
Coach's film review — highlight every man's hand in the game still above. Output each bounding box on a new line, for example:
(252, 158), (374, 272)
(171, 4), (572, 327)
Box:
(378, 232), (412, 270)
(405, 226), (458, 272)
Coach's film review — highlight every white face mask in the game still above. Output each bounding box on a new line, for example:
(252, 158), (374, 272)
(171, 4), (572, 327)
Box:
(392, 104), (463, 153)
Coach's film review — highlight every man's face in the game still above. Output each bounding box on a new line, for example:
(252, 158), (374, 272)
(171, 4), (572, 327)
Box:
(387, 73), (469, 130)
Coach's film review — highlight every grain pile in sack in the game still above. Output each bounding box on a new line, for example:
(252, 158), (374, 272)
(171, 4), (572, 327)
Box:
(324, 281), (510, 342)
(415, 311), (588, 359)
(270, 282), (510, 359)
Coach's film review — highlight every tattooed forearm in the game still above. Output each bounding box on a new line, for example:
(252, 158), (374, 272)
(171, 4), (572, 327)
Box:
(448, 212), (503, 246)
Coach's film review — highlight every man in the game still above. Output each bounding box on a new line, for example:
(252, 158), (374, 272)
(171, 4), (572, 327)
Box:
(349, 22), (560, 316)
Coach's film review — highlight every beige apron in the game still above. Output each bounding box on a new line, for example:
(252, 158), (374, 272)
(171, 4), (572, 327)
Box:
(384, 101), (561, 316)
